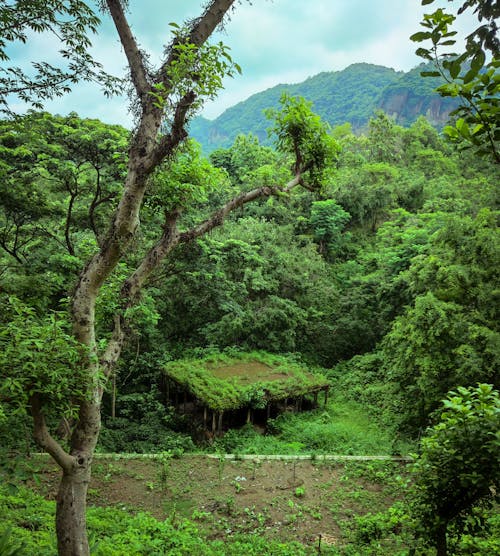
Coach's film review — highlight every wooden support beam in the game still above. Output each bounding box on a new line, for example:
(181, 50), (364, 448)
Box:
(218, 411), (224, 434)
(203, 407), (208, 428)
(266, 402), (271, 421)
(212, 411), (216, 434)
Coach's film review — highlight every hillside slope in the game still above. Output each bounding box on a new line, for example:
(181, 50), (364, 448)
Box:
(191, 62), (458, 152)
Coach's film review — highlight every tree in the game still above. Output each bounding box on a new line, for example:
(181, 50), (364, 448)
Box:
(310, 199), (351, 259)
(412, 0), (500, 162)
(409, 383), (500, 556)
(0, 3), (338, 554)
(0, 0), (121, 110)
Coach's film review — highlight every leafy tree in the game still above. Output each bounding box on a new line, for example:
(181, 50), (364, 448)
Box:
(412, 0), (500, 162)
(0, 0), (121, 110)
(265, 93), (339, 186)
(379, 207), (499, 432)
(310, 199), (351, 260)
(366, 110), (404, 163)
(0, 112), (129, 309)
(0, 3), (338, 553)
(209, 132), (277, 184)
(409, 383), (500, 556)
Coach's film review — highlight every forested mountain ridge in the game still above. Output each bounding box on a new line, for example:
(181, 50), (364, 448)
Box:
(190, 63), (460, 152)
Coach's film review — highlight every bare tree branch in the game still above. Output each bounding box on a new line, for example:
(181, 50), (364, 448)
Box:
(30, 394), (74, 471)
(105, 0), (150, 98)
(180, 174), (302, 243)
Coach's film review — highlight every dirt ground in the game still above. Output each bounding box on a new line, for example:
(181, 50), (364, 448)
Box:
(32, 455), (407, 549)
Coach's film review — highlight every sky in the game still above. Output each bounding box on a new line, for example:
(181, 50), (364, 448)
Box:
(6, 0), (477, 126)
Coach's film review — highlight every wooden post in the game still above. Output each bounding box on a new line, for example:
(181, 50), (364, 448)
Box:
(246, 408), (252, 424)
(266, 403), (271, 421)
(218, 411), (224, 435)
(212, 411), (216, 434)
(203, 407), (208, 428)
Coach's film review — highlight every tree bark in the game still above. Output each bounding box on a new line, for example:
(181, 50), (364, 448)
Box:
(435, 524), (448, 556)
(56, 464), (92, 556)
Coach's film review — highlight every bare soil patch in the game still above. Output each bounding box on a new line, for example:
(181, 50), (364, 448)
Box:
(31, 455), (407, 548)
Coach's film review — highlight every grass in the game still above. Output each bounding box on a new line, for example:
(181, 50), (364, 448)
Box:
(212, 392), (415, 456)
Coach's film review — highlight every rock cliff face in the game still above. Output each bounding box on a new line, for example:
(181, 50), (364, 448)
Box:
(190, 63), (460, 153)
(378, 89), (458, 127)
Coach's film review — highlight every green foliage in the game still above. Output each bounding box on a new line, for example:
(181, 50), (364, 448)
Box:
(0, 1), (121, 110)
(98, 392), (195, 454)
(159, 215), (340, 363)
(0, 484), (314, 555)
(310, 200), (351, 260)
(0, 296), (85, 419)
(409, 384), (500, 554)
(0, 112), (129, 309)
(213, 394), (400, 456)
(209, 133), (278, 184)
(266, 93), (339, 185)
(0, 526), (25, 556)
(413, 1), (500, 162)
(146, 139), (228, 215)
(151, 26), (241, 118)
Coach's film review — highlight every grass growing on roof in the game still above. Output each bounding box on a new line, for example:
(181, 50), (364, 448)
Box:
(163, 351), (329, 411)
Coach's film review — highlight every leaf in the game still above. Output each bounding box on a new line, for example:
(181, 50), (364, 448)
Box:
(410, 31), (432, 42)
(463, 68), (478, 84)
(471, 50), (486, 73)
(450, 60), (461, 79)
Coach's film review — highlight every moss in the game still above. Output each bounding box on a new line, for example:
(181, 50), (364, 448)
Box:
(163, 351), (329, 411)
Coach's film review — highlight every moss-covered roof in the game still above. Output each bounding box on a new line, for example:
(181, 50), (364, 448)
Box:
(163, 352), (329, 411)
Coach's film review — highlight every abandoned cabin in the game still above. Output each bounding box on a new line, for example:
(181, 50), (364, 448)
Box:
(162, 353), (330, 435)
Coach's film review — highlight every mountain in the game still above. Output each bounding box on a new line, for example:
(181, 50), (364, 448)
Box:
(190, 63), (459, 153)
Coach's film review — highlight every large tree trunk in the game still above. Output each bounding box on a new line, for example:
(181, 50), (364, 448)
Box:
(54, 399), (101, 556)
(435, 523), (448, 556)
(56, 464), (92, 556)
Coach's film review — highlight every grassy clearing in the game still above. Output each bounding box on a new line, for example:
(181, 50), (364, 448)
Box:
(212, 393), (414, 456)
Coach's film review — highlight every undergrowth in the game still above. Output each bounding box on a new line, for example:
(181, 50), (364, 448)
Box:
(0, 485), (332, 556)
(212, 393), (414, 455)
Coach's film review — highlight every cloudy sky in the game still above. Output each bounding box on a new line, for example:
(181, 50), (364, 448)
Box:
(7, 0), (476, 126)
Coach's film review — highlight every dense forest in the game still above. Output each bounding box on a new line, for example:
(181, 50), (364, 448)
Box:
(0, 0), (499, 555)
